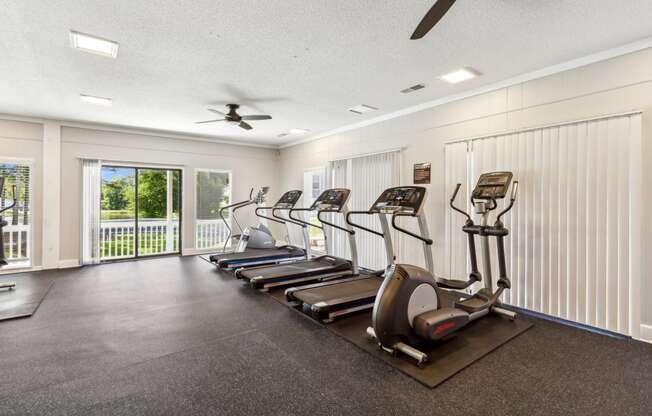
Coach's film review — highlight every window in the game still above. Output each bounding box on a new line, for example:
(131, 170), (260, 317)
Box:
(0, 162), (32, 268)
(195, 169), (231, 249)
(303, 167), (326, 253)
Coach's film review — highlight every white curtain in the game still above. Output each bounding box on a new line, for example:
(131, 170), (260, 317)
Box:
(81, 159), (101, 265)
(328, 159), (349, 259)
(329, 151), (400, 269)
(444, 113), (642, 336)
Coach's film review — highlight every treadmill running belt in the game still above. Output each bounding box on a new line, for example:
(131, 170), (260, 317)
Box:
(292, 277), (381, 305)
(210, 246), (304, 264)
(240, 259), (346, 279)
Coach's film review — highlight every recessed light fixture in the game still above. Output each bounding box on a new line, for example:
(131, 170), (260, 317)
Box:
(289, 128), (310, 134)
(348, 104), (378, 115)
(439, 67), (480, 84)
(69, 30), (119, 58)
(80, 94), (112, 106)
(400, 83), (426, 94)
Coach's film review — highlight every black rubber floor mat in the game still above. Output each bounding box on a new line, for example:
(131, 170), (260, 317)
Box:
(0, 277), (54, 321)
(328, 311), (532, 388)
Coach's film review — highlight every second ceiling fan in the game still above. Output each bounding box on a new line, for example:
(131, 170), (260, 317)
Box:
(195, 104), (272, 130)
(411, 0), (457, 40)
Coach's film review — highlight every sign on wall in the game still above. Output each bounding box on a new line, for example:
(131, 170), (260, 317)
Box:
(413, 162), (431, 184)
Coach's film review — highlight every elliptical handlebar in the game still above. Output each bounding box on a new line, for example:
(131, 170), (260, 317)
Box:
(345, 210), (383, 237)
(450, 183), (472, 222)
(496, 181), (519, 224)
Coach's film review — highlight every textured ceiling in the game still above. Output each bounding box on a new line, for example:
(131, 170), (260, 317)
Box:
(2, 0), (652, 147)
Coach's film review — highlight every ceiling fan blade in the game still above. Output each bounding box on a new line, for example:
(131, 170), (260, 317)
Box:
(240, 115), (272, 121)
(238, 121), (253, 130)
(410, 0), (456, 40)
(207, 108), (226, 116)
(195, 119), (225, 124)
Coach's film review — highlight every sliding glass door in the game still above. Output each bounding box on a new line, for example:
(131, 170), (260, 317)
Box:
(100, 165), (181, 261)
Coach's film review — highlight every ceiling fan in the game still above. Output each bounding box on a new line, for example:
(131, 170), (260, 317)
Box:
(411, 0), (457, 40)
(195, 104), (272, 130)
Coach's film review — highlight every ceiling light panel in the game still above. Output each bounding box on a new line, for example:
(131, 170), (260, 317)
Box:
(439, 67), (480, 84)
(289, 128), (310, 134)
(70, 30), (119, 58)
(80, 94), (112, 106)
(348, 104), (378, 115)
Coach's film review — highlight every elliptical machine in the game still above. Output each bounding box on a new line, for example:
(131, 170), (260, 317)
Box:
(219, 187), (275, 253)
(0, 177), (17, 290)
(367, 171), (518, 366)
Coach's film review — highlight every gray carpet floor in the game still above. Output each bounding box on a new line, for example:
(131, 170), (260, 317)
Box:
(0, 256), (651, 415)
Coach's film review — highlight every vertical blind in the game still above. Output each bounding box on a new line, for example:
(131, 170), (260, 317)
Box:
(329, 151), (400, 270)
(444, 113), (642, 336)
(81, 159), (101, 265)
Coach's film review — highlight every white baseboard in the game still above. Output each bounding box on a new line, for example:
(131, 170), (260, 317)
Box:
(0, 265), (43, 275)
(182, 248), (221, 256)
(639, 324), (652, 344)
(58, 259), (81, 269)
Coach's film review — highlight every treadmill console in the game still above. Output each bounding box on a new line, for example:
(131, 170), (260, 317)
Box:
(472, 171), (513, 200)
(310, 188), (351, 211)
(370, 186), (427, 214)
(274, 190), (302, 209)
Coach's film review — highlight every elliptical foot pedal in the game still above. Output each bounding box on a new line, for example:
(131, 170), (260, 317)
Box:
(455, 297), (491, 314)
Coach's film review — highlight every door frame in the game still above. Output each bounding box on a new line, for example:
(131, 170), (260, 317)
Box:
(100, 164), (183, 262)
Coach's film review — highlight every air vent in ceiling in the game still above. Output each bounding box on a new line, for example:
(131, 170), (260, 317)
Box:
(400, 83), (426, 94)
(348, 104), (378, 115)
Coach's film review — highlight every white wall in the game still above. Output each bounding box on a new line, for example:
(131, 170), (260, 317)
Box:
(0, 119), (279, 268)
(278, 47), (652, 336)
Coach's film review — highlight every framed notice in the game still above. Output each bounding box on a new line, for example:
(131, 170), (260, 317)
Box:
(413, 162), (431, 184)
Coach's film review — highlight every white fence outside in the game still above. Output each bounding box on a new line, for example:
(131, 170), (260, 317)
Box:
(196, 219), (230, 250)
(2, 224), (30, 266)
(100, 219), (229, 260)
(100, 219), (181, 260)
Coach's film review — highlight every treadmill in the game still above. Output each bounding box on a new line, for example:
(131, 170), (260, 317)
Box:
(285, 186), (428, 322)
(235, 188), (359, 291)
(210, 190), (309, 270)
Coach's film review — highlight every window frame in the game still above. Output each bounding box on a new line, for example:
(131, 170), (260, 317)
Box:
(194, 168), (233, 250)
(0, 157), (34, 270)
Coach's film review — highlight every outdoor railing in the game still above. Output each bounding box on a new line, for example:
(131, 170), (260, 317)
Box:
(195, 219), (230, 250)
(2, 223), (30, 264)
(100, 219), (181, 260)
(100, 219), (229, 260)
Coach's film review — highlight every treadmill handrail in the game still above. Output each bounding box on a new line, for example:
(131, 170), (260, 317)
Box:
(345, 210), (383, 237)
(391, 213), (433, 245)
(318, 210), (355, 235)
(255, 206), (285, 225)
(289, 208), (324, 230)
(272, 208), (306, 228)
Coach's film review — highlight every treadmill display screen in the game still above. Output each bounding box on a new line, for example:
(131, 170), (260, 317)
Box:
(310, 188), (351, 211)
(370, 186), (427, 214)
(274, 190), (302, 209)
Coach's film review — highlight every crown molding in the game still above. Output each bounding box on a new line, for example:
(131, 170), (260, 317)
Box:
(280, 36), (652, 149)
